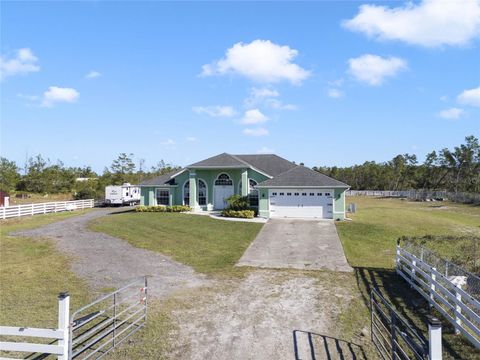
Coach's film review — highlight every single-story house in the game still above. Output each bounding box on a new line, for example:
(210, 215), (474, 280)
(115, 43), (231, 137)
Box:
(140, 153), (350, 219)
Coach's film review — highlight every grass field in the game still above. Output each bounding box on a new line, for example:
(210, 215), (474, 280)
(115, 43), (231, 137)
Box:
(90, 212), (263, 275)
(337, 197), (480, 269)
(8, 192), (74, 206)
(336, 197), (480, 359)
(0, 211), (92, 328)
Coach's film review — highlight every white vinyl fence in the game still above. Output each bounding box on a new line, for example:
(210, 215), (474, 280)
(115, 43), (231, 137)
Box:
(0, 293), (70, 359)
(1, 199), (94, 220)
(346, 189), (480, 204)
(396, 242), (480, 349)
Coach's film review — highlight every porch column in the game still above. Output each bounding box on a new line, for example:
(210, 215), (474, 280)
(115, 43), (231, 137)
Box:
(241, 169), (249, 196)
(189, 170), (199, 211)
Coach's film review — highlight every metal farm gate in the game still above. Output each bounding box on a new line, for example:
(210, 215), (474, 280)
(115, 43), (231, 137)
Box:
(70, 277), (148, 359)
(0, 277), (148, 359)
(371, 289), (439, 360)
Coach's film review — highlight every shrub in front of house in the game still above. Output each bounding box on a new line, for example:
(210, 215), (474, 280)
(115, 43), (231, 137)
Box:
(135, 205), (191, 213)
(223, 194), (258, 218)
(221, 209), (255, 219)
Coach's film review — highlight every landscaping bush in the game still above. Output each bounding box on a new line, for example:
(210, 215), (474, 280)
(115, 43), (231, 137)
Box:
(74, 188), (97, 200)
(221, 209), (255, 219)
(135, 205), (191, 213)
(225, 194), (250, 211)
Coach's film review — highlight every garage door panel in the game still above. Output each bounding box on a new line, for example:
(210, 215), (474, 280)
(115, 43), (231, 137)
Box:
(269, 189), (333, 219)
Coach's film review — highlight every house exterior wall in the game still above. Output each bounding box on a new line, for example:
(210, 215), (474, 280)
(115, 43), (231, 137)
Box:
(333, 188), (346, 220)
(140, 168), (270, 209)
(139, 167), (347, 219)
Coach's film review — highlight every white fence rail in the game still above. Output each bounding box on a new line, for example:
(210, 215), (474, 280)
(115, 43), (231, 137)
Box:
(396, 244), (480, 349)
(0, 293), (70, 359)
(346, 190), (480, 204)
(1, 199), (94, 220)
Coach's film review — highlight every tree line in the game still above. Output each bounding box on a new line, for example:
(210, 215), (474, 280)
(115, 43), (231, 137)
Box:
(1, 136), (478, 199)
(314, 135), (480, 193)
(0, 153), (178, 199)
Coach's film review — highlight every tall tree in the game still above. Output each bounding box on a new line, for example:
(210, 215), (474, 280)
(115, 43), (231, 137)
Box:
(0, 157), (20, 192)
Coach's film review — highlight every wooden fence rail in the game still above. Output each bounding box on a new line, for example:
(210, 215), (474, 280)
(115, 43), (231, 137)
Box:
(0, 199), (94, 220)
(396, 244), (480, 349)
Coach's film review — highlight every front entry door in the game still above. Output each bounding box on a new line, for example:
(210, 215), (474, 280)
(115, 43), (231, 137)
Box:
(214, 185), (234, 210)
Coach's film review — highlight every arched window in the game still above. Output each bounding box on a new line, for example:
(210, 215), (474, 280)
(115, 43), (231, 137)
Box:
(183, 181), (190, 206)
(198, 179), (207, 206)
(239, 179), (259, 206)
(215, 173), (233, 186)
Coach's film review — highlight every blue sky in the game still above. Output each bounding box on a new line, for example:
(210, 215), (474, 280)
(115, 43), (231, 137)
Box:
(1, 1), (479, 172)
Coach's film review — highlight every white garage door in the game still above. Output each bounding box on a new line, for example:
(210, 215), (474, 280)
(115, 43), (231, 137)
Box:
(269, 189), (333, 219)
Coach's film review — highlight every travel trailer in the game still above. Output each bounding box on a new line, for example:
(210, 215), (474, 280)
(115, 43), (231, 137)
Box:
(105, 183), (140, 206)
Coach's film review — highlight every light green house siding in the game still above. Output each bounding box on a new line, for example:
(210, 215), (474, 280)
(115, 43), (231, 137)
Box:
(258, 188), (270, 218)
(333, 188), (346, 220)
(140, 168), (270, 210)
(139, 167), (348, 220)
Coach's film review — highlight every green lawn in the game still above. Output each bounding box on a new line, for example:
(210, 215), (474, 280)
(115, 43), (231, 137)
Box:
(90, 212), (263, 275)
(0, 211), (92, 328)
(336, 197), (480, 269)
(336, 197), (480, 359)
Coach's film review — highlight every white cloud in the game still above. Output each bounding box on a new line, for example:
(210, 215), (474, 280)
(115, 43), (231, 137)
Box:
(343, 0), (480, 47)
(327, 88), (344, 98)
(0, 48), (40, 79)
(161, 139), (175, 146)
(244, 87), (296, 110)
(348, 54), (407, 86)
(240, 109), (269, 125)
(250, 87), (279, 99)
(457, 86), (480, 107)
(243, 128), (269, 136)
(86, 70), (101, 79)
(186, 136), (197, 142)
(41, 86), (79, 107)
(17, 93), (40, 101)
(193, 105), (236, 117)
(201, 39), (310, 84)
(438, 107), (465, 119)
(257, 146), (275, 154)
(265, 99), (297, 110)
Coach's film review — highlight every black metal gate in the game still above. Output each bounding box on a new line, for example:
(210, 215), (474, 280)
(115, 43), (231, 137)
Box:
(370, 288), (428, 360)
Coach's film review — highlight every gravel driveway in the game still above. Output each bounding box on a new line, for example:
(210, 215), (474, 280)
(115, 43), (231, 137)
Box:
(237, 219), (352, 272)
(12, 208), (207, 298)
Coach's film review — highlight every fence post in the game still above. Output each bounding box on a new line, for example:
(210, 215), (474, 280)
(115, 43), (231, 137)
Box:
(430, 268), (436, 305)
(455, 283), (462, 335)
(428, 316), (442, 360)
(44, 203), (47, 214)
(58, 292), (70, 360)
(31, 203), (34, 216)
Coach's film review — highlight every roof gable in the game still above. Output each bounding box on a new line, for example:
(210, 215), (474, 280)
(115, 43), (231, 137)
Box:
(257, 166), (349, 188)
(187, 153), (248, 168)
(234, 154), (297, 177)
(140, 169), (180, 186)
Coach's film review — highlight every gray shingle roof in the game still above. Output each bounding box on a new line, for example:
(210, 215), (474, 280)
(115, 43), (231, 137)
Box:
(256, 165), (349, 188)
(187, 153), (248, 168)
(234, 154), (297, 177)
(140, 169), (182, 186)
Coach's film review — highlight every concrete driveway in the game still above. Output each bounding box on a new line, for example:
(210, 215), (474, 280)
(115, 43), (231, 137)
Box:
(237, 219), (352, 272)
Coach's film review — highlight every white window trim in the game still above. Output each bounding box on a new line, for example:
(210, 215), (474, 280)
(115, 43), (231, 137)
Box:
(182, 180), (190, 206)
(197, 178), (208, 207)
(155, 188), (170, 206)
